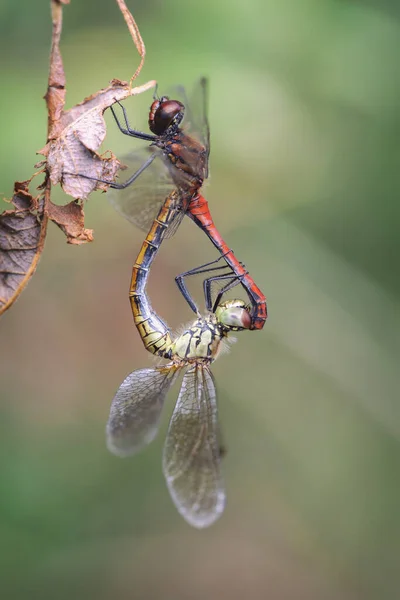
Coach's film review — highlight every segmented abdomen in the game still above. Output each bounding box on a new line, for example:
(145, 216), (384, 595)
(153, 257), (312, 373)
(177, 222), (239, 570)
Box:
(129, 191), (181, 356)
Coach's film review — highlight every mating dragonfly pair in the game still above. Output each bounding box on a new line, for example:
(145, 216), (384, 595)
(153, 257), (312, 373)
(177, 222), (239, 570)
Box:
(67, 79), (267, 528)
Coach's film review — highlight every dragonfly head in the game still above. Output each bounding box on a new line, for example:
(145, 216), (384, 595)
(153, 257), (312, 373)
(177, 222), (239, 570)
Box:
(215, 299), (251, 332)
(149, 97), (185, 135)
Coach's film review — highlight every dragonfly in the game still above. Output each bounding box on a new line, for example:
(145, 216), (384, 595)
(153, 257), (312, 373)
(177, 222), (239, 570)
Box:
(107, 296), (251, 528)
(66, 78), (267, 330)
(110, 163), (252, 528)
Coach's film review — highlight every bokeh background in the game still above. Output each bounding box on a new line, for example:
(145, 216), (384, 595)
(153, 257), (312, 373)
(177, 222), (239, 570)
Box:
(1, 0), (399, 598)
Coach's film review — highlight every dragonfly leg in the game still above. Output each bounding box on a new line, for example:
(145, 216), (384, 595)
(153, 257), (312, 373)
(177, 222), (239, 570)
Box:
(110, 101), (157, 142)
(175, 256), (236, 313)
(175, 279), (199, 315)
(203, 272), (248, 312)
(175, 253), (234, 284)
(63, 153), (156, 190)
(175, 257), (245, 313)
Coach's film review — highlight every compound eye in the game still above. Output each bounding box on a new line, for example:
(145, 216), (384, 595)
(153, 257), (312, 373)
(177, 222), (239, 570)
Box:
(149, 100), (184, 135)
(224, 307), (251, 330)
(216, 302), (251, 330)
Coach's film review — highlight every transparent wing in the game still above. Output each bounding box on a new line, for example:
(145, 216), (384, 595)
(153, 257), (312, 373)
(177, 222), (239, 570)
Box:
(163, 364), (225, 528)
(106, 365), (180, 457)
(172, 77), (210, 161)
(107, 146), (181, 235)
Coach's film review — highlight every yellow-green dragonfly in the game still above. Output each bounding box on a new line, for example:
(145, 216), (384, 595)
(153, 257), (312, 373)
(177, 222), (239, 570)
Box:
(107, 299), (251, 528)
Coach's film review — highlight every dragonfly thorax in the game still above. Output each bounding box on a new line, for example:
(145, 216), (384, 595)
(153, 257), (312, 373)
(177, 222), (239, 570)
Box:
(149, 95), (208, 189)
(170, 301), (251, 363)
(170, 315), (223, 362)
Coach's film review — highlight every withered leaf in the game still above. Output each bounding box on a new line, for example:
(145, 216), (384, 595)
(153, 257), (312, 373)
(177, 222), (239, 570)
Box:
(0, 181), (48, 315)
(40, 78), (156, 201)
(46, 200), (93, 245)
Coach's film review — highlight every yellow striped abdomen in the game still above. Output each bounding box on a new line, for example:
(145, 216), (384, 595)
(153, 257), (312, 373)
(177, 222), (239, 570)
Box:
(129, 191), (180, 357)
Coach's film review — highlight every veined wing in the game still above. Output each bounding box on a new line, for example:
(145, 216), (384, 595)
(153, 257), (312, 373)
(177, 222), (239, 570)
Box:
(106, 365), (180, 457)
(107, 146), (181, 236)
(163, 364), (225, 528)
(173, 77), (210, 168)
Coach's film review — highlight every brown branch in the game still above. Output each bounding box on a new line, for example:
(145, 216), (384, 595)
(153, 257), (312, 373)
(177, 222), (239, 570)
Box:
(0, 0), (67, 315)
(115, 0), (146, 83)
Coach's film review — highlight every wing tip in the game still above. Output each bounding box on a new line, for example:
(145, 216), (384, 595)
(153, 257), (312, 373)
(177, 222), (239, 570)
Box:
(106, 434), (136, 457)
(165, 482), (226, 529)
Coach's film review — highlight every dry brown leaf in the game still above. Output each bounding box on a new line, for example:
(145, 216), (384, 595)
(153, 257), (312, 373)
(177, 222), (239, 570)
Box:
(0, 181), (48, 314)
(46, 200), (93, 245)
(40, 78), (155, 201)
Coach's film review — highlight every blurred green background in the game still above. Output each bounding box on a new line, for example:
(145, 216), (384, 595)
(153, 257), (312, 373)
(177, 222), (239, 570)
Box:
(1, 0), (399, 598)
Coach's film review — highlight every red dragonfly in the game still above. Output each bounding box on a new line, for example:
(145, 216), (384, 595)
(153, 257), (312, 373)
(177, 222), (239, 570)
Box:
(73, 79), (267, 329)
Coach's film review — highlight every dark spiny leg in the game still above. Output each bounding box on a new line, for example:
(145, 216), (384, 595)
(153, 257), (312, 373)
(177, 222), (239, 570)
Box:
(175, 280), (198, 315)
(110, 100), (157, 142)
(63, 152), (156, 190)
(204, 272), (248, 312)
(175, 254), (239, 314)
